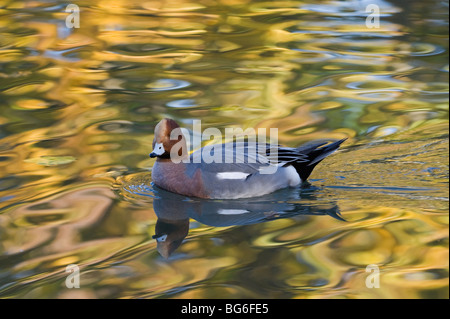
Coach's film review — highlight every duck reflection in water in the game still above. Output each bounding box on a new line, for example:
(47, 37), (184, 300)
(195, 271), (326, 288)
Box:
(151, 185), (344, 258)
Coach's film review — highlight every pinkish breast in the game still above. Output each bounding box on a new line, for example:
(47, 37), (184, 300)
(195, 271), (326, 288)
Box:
(152, 160), (209, 198)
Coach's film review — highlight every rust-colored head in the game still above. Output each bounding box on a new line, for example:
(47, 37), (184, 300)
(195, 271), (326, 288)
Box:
(150, 118), (187, 160)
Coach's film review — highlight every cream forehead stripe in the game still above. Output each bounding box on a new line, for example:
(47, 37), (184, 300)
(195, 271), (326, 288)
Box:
(153, 143), (165, 155)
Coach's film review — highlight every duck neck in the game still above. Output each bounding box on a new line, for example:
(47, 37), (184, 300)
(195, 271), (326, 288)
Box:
(156, 149), (189, 163)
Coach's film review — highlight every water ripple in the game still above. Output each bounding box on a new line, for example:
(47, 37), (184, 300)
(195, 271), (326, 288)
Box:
(146, 79), (191, 92)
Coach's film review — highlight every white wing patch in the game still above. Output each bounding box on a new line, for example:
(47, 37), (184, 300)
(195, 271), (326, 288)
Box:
(216, 172), (250, 180)
(218, 209), (250, 215)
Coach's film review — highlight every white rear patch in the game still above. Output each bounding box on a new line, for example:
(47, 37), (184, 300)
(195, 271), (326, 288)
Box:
(153, 142), (165, 155)
(285, 166), (301, 186)
(216, 172), (250, 180)
(218, 209), (250, 215)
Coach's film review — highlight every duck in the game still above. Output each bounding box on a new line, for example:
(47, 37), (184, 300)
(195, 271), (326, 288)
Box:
(149, 118), (346, 199)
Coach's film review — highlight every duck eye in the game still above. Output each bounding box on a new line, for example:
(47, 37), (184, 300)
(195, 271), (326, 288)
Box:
(153, 142), (165, 155)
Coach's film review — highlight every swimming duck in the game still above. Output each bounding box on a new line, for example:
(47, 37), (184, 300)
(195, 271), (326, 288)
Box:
(150, 118), (345, 199)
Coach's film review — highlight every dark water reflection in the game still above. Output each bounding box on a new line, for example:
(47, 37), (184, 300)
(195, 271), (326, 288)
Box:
(147, 186), (343, 258)
(0, 0), (448, 298)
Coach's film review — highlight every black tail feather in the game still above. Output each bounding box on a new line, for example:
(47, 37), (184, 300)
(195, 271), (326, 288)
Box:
(292, 138), (346, 182)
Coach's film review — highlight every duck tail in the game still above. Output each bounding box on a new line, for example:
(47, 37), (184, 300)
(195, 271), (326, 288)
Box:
(292, 138), (347, 182)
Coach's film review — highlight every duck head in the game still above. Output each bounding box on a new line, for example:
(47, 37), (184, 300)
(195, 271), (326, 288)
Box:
(150, 118), (187, 160)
